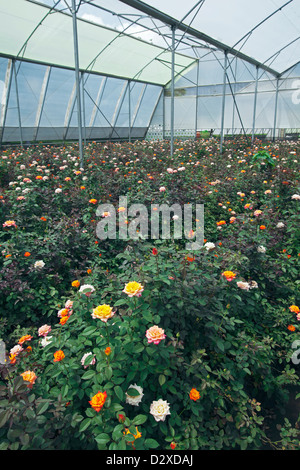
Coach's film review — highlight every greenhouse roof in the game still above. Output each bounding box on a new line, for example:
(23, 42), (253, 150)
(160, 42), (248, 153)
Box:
(0, 0), (198, 86)
(109, 0), (300, 76)
(1, 0), (300, 87)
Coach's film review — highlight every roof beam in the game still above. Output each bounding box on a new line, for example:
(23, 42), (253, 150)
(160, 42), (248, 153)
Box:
(118, 0), (280, 77)
(279, 60), (300, 77)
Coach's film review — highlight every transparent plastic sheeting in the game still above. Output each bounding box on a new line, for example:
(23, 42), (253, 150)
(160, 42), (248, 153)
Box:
(1, 0), (300, 144)
(109, 0), (300, 75)
(148, 59), (300, 140)
(0, 57), (162, 143)
(0, 0), (196, 86)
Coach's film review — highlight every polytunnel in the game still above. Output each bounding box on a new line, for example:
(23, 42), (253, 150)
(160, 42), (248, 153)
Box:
(0, 0), (300, 160)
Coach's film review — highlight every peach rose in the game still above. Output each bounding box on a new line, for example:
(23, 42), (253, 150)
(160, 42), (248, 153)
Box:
(146, 325), (166, 345)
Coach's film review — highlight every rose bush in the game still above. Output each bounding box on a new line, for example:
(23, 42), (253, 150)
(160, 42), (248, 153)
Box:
(0, 137), (299, 450)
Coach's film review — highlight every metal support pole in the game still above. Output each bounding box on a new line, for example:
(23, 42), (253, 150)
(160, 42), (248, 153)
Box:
(220, 51), (228, 154)
(273, 78), (279, 141)
(163, 88), (166, 140)
(34, 66), (51, 142)
(89, 77), (106, 129)
(0, 59), (13, 146)
(231, 58), (238, 137)
(170, 25), (175, 156)
(251, 66), (259, 145)
(110, 81), (128, 140)
(195, 59), (199, 140)
(131, 83), (146, 129)
(71, 0), (84, 168)
(13, 60), (23, 148)
(128, 80), (131, 142)
(81, 71), (87, 147)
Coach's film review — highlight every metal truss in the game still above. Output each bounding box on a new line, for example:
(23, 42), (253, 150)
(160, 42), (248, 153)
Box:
(1, 0), (299, 155)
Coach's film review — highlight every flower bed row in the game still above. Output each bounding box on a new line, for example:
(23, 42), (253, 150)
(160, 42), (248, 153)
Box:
(0, 137), (299, 450)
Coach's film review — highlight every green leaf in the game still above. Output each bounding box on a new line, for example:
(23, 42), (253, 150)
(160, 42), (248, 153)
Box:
(132, 414), (147, 425)
(126, 387), (140, 397)
(159, 374), (166, 386)
(82, 370), (96, 380)
(0, 410), (11, 428)
(117, 439), (127, 450)
(110, 403), (124, 412)
(216, 338), (224, 352)
(105, 366), (113, 381)
(36, 400), (50, 415)
(240, 439), (248, 450)
(79, 418), (91, 432)
(81, 326), (97, 336)
(114, 385), (124, 401)
(20, 433), (30, 447)
(124, 433), (135, 442)
(133, 343), (144, 353)
(95, 433), (110, 445)
(145, 438), (159, 448)
(142, 310), (153, 322)
(112, 424), (124, 441)
(114, 299), (128, 306)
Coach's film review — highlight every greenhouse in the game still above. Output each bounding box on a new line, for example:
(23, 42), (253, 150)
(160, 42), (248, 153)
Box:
(0, 0), (299, 453)
(1, 0), (300, 154)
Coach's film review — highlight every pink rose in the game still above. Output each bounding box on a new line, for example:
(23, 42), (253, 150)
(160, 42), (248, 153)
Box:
(146, 325), (166, 345)
(38, 324), (52, 337)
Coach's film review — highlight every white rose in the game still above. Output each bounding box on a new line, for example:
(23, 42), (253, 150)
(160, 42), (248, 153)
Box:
(79, 284), (95, 297)
(125, 384), (144, 406)
(150, 398), (171, 422)
(41, 336), (53, 348)
(34, 260), (45, 269)
(81, 352), (96, 369)
(204, 242), (215, 251)
(237, 281), (250, 291)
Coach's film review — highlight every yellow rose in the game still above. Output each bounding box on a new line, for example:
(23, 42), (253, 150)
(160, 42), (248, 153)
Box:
(92, 304), (115, 323)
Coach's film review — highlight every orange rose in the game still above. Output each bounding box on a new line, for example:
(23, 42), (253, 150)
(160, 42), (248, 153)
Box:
(21, 370), (37, 388)
(222, 271), (236, 282)
(189, 388), (201, 401)
(53, 350), (65, 362)
(9, 354), (17, 365)
(72, 280), (80, 288)
(89, 391), (107, 412)
(18, 335), (33, 345)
